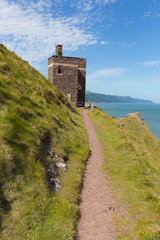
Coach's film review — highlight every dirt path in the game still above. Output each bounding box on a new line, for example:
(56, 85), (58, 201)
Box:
(77, 109), (121, 240)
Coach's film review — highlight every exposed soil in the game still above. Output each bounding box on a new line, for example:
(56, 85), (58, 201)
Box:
(77, 109), (127, 240)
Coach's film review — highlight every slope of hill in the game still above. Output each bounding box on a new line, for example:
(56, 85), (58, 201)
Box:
(0, 44), (89, 240)
(89, 107), (160, 239)
(86, 91), (153, 103)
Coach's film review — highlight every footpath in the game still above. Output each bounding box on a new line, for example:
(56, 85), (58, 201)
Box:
(77, 109), (119, 240)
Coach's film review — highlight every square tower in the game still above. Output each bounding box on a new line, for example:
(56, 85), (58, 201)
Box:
(48, 45), (86, 107)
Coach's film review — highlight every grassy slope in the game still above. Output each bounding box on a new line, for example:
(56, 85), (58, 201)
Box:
(88, 107), (160, 240)
(0, 44), (89, 240)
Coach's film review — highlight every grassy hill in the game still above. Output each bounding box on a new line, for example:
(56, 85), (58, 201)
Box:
(0, 44), (89, 240)
(86, 91), (153, 103)
(89, 107), (160, 239)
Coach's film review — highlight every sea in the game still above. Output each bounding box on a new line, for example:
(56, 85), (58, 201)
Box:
(95, 103), (160, 140)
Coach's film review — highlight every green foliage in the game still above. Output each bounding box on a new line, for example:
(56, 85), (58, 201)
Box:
(88, 107), (160, 239)
(0, 44), (89, 239)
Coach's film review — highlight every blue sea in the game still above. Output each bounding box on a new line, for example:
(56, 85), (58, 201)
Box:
(96, 103), (160, 140)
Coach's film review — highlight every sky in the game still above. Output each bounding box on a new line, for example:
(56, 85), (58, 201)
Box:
(0, 0), (160, 103)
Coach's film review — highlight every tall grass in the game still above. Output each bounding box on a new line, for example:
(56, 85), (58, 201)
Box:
(0, 44), (89, 239)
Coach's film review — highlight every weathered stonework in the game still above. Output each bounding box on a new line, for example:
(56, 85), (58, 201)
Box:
(48, 45), (86, 107)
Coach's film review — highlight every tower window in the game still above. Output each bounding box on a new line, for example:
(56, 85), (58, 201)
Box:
(58, 67), (62, 74)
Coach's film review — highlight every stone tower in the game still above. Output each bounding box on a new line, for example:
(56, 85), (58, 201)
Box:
(48, 45), (86, 107)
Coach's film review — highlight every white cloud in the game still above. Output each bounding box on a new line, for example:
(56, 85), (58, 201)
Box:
(127, 42), (136, 47)
(143, 11), (160, 18)
(77, 0), (117, 13)
(0, 0), (96, 64)
(82, 1), (94, 11)
(100, 41), (111, 45)
(143, 60), (159, 67)
(123, 17), (134, 27)
(143, 12), (152, 18)
(96, 0), (117, 4)
(87, 68), (126, 82)
(99, 40), (136, 47)
(0, 0), (117, 73)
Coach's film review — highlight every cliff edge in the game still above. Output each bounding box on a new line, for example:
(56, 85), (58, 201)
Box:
(88, 107), (160, 239)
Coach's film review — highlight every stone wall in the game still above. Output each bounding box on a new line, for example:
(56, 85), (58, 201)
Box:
(48, 53), (86, 107)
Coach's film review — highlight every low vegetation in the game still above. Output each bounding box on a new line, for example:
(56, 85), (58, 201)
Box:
(88, 107), (160, 240)
(0, 44), (89, 240)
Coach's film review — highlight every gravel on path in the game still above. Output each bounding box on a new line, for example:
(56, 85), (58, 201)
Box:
(77, 109), (122, 240)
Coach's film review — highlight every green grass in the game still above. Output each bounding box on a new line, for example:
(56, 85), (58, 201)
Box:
(88, 107), (160, 240)
(0, 44), (89, 239)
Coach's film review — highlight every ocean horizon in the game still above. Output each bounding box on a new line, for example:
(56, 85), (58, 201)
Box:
(96, 103), (160, 140)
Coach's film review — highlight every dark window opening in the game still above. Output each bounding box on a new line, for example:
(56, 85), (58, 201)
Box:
(58, 67), (62, 74)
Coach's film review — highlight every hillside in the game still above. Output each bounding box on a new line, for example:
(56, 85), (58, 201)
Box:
(88, 107), (160, 239)
(0, 44), (89, 240)
(1, 43), (160, 240)
(86, 91), (153, 103)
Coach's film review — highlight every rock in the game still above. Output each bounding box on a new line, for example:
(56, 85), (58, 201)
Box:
(56, 162), (67, 172)
(46, 155), (68, 191)
(47, 162), (58, 177)
(49, 178), (60, 191)
(126, 112), (144, 122)
(108, 207), (115, 211)
(54, 179), (60, 191)
(40, 146), (68, 191)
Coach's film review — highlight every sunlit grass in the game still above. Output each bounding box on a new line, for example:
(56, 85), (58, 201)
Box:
(88, 107), (160, 239)
(0, 44), (89, 239)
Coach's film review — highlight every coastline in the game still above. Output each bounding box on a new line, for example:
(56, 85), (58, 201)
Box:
(95, 103), (160, 140)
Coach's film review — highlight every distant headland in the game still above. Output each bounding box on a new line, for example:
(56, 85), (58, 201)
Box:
(85, 91), (154, 104)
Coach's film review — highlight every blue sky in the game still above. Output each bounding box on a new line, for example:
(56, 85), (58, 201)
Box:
(0, 0), (160, 102)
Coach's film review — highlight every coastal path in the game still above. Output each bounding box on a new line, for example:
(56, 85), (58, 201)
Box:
(77, 109), (124, 240)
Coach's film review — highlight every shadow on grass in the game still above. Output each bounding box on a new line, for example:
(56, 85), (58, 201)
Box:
(0, 184), (11, 233)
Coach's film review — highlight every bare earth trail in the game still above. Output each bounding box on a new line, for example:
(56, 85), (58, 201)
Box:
(77, 109), (125, 240)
